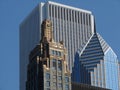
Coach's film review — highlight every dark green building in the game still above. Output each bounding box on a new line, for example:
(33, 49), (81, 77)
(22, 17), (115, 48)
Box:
(26, 20), (71, 90)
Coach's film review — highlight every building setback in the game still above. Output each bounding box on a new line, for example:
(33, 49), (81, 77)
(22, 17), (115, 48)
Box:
(26, 20), (71, 90)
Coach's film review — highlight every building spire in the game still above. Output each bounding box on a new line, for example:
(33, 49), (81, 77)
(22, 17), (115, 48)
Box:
(41, 19), (53, 42)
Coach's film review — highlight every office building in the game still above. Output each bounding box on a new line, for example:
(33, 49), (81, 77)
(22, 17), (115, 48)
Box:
(20, 1), (94, 90)
(26, 20), (71, 90)
(72, 32), (120, 90)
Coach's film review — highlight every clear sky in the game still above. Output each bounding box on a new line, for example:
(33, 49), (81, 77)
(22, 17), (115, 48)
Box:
(0, 0), (120, 90)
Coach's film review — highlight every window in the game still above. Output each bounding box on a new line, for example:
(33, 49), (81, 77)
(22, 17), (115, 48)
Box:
(58, 51), (61, 56)
(58, 76), (62, 81)
(46, 73), (50, 80)
(52, 59), (56, 69)
(58, 60), (62, 71)
(65, 85), (69, 90)
(55, 51), (57, 56)
(51, 50), (62, 57)
(65, 77), (69, 83)
(51, 50), (54, 55)
(58, 83), (62, 88)
(46, 81), (50, 87)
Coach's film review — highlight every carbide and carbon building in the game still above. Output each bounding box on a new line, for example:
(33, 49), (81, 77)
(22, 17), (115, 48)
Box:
(20, 1), (120, 90)
(26, 20), (71, 90)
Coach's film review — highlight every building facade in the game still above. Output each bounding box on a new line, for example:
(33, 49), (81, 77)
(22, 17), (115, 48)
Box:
(26, 20), (71, 90)
(20, 1), (94, 90)
(72, 33), (120, 90)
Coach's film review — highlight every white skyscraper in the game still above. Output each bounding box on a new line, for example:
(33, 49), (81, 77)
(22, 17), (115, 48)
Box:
(20, 1), (94, 90)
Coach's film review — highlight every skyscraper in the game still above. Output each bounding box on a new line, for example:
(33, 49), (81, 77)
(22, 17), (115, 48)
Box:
(20, 1), (94, 90)
(26, 20), (71, 90)
(72, 33), (120, 90)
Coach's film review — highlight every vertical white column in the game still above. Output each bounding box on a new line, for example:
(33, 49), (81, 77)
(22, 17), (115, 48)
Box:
(99, 60), (102, 87)
(97, 64), (100, 87)
(76, 11), (79, 49)
(67, 9), (71, 70)
(59, 7), (62, 41)
(90, 71), (94, 85)
(84, 13), (86, 42)
(91, 15), (95, 34)
(64, 8), (67, 47)
(73, 10), (76, 51)
(87, 14), (90, 38)
(62, 8), (64, 42)
(70, 10), (73, 71)
(79, 12), (82, 49)
(94, 68), (97, 86)
(71, 10), (75, 68)
(53, 5), (56, 41)
(56, 6), (59, 42)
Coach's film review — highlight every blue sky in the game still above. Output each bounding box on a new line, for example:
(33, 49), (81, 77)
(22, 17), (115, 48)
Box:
(0, 0), (120, 90)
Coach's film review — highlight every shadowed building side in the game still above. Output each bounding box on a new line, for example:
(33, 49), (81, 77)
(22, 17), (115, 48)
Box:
(26, 20), (71, 90)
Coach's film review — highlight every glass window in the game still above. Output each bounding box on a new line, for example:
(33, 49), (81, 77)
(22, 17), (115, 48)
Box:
(58, 76), (62, 81)
(46, 81), (50, 87)
(46, 73), (50, 80)
(65, 77), (69, 83)
(58, 83), (62, 88)
(51, 50), (54, 55)
(52, 59), (56, 69)
(58, 60), (62, 71)
(55, 51), (57, 56)
(58, 51), (61, 56)
(65, 84), (69, 90)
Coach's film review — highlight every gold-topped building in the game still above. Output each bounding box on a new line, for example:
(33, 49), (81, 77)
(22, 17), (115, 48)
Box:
(26, 20), (71, 90)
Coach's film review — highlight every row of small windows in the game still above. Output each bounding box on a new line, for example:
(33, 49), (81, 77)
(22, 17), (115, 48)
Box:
(46, 73), (69, 82)
(80, 56), (103, 61)
(49, 4), (91, 25)
(81, 53), (103, 59)
(46, 84), (69, 90)
(50, 50), (62, 57)
(82, 49), (103, 55)
(45, 76), (69, 88)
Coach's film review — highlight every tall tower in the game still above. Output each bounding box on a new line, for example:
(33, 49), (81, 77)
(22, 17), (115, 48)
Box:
(72, 33), (120, 90)
(26, 20), (71, 90)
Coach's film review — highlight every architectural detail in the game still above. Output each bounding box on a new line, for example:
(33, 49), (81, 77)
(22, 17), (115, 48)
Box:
(72, 33), (120, 90)
(26, 20), (71, 90)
